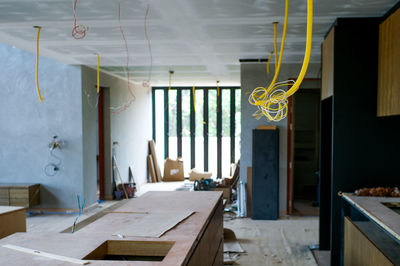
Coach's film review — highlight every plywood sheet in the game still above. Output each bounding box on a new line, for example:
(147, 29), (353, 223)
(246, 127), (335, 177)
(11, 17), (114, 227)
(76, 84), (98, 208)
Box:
(246, 167), (252, 217)
(149, 140), (162, 182)
(322, 28), (334, 100)
(0, 207), (26, 239)
(378, 8), (400, 116)
(344, 217), (393, 266)
(147, 155), (157, 183)
(113, 211), (194, 238)
(0, 206), (25, 216)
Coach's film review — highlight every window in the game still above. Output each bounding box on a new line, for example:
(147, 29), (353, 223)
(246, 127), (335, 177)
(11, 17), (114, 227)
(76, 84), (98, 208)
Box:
(152, 87), (241, 178)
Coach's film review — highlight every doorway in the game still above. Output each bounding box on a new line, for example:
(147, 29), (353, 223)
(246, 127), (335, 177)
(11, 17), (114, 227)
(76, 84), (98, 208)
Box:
(287, 79), (321, 216)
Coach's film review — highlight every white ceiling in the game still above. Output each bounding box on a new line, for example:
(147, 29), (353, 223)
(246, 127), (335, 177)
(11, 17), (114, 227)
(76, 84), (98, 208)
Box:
(0, 0), (397, 86)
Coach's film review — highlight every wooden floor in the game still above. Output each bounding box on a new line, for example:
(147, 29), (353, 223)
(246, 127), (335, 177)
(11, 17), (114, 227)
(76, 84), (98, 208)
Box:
(224, 216), (319, 266)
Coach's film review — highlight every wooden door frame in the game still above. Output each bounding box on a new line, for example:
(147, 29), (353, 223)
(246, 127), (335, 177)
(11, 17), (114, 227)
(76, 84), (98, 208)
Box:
(286, 78), (321, 215)
(97, 87), (105, 200)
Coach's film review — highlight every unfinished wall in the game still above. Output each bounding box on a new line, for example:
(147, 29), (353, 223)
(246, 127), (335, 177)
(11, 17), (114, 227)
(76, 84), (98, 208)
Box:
(240, 62), (320, 214)
(0, 42), (85, 209)
(81, 66), (152, 198)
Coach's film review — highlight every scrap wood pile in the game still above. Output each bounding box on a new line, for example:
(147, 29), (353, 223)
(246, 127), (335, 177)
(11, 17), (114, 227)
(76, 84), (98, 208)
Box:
(147, 140), (162, 182)
(112, 156), (136, 200)
(193, 161), (240, 204)
(147, 140), (185, 182)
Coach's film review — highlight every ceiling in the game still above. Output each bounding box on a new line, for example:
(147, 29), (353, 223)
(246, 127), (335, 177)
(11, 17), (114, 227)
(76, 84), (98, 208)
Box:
(0, 0), (397, 86)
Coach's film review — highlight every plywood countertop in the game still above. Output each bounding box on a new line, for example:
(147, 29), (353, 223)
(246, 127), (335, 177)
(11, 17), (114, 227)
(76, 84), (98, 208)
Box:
(342, 193), (400, 242)
(0, 191), (223, 265)
(0, 206), (25, 216)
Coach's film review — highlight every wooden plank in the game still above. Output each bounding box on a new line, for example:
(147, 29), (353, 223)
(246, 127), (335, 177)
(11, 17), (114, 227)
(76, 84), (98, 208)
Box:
(344, 217), (393, 266)
(378, 8), (400, 116)
(0, 206), (25, 216)
(0, 199), (9, 205)
(0, 207), (26, 239)
(0, 188), (9, 199)
(256, 125), (277, 130)
(147, 155), (157, 183)
(246, 167), (252, 217)
(2, 245), (89, 265)
(28, 185), (40, 207)
(321, 28), (334, 100)
(149, 140), (162, 182)
(112, 211), (194, 238)
(10, 199), (29, 208)
(0, 184), (37, 188)
(9, 188), (29, 199)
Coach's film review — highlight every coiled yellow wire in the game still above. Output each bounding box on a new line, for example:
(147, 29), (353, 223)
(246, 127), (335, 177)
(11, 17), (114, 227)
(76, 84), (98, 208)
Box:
(248, 0), (313, 122)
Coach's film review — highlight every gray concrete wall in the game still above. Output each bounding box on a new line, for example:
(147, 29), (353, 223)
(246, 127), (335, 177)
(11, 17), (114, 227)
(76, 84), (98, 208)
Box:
(240, 62), (321, 214)
(81, 66), (98, 206)
(0, 43), (85, 209)
(81, 67), (152, 198)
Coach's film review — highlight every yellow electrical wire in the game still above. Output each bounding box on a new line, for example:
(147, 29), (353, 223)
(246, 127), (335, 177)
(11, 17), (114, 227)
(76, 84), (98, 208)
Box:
(286, 0), (313, 96)
(217, 81), (220, 96)
(168, 71), (173, 90)
(97, 54), (100, 94)
(266, 8), (288, 95)
(267, 51), (273, 74)
(273, 22), (278, 75)
(192, 86), (196, 113)
(248, 0), (313, 122)
(35, 26), (44, 102)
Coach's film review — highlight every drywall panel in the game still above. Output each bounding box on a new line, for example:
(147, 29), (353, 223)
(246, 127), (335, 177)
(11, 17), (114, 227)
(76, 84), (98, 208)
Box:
(240, 62), (320, 214)
(322, 28), (334, 100)
(0, 42), (84, 209)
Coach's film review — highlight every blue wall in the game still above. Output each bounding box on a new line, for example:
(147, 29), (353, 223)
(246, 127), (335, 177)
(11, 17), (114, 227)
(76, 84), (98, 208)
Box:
(0, 42), (87, 209)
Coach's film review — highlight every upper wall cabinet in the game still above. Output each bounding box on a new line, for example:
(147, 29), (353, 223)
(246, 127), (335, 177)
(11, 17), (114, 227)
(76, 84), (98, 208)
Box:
(321, 28), (334, 100)
(377, 8), (400, 117)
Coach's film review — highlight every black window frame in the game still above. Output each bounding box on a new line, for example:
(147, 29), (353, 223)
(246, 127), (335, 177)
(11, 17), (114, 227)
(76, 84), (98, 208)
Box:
(152, 86), (240, 179)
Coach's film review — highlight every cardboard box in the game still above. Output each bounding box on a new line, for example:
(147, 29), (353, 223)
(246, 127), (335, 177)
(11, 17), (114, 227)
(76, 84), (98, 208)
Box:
(215, 186), (231, 204)
(189, 169), (212, 181)
(163, 158), (184, 181)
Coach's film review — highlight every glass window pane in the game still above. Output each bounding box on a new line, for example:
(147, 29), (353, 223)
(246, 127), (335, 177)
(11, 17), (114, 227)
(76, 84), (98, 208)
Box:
(221, 89), (231, 177)
(155, 90), (165, 174)
(195, 89), (204, 171)
(181, 89), (191, 176)
(208, 89), (217, 177)
(168, 89), (177, 159)
(235, 89), (241, 163)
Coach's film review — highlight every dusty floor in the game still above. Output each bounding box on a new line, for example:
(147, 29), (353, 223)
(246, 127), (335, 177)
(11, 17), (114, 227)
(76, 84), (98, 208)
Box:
(224, 215), (319, 266)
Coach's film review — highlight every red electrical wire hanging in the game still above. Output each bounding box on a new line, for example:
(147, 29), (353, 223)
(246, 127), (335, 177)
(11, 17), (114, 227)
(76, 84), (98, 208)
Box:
(111, 0), (136, 114)
(72, 0), (87, 39)
(144, 4), (152, 85)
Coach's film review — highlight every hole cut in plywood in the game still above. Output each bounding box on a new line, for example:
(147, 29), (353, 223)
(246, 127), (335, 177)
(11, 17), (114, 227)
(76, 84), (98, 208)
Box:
(83, 240), (175, 261)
